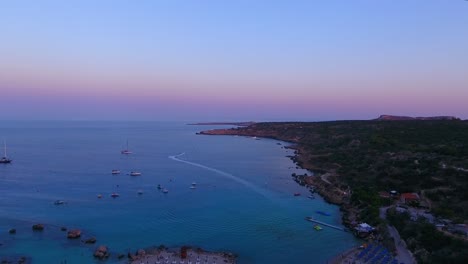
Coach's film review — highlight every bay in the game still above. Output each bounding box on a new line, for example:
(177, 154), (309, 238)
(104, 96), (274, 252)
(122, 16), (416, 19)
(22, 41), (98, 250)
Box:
(0, 121), (358, 263)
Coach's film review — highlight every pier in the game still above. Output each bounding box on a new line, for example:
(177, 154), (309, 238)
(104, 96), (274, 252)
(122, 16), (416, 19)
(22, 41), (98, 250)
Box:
(305, 217), (348, 232)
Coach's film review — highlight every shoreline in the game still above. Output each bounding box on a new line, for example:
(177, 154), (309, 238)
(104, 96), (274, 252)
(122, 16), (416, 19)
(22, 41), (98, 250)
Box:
(198, 128), (365, 263)
(198, 129), (355, 227)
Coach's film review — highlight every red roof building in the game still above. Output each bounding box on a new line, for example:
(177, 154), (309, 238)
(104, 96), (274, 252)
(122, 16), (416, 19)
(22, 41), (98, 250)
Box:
(400, 193), (420, 204)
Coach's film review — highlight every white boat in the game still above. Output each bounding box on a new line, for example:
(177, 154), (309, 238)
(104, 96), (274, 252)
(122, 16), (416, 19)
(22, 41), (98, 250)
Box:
(121, 140), (132, 154)
(111, 169), (121, 174)
(130, 171), (141, 176)
(0, 140), (12, 164)
(189, 186), (196, 189)
(191, 182), (197, 186)
(162, 189), (169, 193)
(54, 200), (65, 205)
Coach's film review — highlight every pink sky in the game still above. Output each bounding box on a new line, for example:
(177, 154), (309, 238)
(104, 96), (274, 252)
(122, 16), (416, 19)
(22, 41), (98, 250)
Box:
(1, 1), (467, 121)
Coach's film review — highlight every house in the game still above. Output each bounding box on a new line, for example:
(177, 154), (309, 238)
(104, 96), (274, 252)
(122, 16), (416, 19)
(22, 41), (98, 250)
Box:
(355, 223), (375, 233)
(400, 193), (420, 204)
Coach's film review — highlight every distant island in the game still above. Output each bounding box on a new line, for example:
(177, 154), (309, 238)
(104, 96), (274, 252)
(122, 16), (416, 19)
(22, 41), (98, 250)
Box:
(198, 116), (468, 264)
(375, 114), (460, 121)
(188, 122), (255, 126)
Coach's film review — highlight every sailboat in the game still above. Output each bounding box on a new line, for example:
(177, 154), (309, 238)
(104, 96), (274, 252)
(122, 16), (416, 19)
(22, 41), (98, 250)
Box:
(0, 140), (12, 164)
(121, 140), (132, 154)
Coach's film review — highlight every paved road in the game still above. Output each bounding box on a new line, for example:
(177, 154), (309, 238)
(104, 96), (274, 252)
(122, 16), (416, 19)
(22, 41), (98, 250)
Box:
(379, 207), (416, 264)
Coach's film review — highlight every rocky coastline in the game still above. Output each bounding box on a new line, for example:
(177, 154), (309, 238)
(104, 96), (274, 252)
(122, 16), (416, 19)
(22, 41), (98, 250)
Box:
(198, 127), (359, 234)
(128, 245), (236, 264)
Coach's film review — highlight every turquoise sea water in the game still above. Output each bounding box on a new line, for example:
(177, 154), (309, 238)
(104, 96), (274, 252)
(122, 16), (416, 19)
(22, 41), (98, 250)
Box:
(0, 122), (358, 263)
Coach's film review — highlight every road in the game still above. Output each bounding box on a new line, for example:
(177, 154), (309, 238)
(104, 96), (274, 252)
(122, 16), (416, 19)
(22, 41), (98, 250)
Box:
(379, 207), (416, 264)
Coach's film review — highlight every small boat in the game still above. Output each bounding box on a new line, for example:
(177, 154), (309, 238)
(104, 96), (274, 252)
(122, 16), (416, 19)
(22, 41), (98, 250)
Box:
(130, 171), (141, 176)
(54, 200), (65, 205)
(121, 140), (132, 154)
(189, 186), (196, 189)
(315, 210), (331, 216)
(162, 189), (169, 193)
(111, 170), (121, 174)
(191, 182), (197, 186)
(308, 195), (315, 199)
(0, 140), (12, 164)
(110, 193), (120, 198)
(97, 194), (102, 198)
(156, 184), (162, 189)
(314, 225), (323, 231)
(294, 193), (301, 196)
(137, 190), (143, 195)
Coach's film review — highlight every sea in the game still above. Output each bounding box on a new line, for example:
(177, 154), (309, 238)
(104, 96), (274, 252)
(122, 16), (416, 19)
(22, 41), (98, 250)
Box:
(0, 121), (359, 263)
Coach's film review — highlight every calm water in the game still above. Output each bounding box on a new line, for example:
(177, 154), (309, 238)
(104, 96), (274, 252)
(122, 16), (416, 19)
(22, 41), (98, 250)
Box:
(0, 122), (358, 263)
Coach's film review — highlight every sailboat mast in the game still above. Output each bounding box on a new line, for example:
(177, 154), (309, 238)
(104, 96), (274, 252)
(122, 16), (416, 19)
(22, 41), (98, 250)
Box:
(3, 140), (6, 158)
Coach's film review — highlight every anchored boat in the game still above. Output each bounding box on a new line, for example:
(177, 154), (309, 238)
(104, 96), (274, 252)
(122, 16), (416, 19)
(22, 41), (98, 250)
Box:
(0, 140), (12, 164)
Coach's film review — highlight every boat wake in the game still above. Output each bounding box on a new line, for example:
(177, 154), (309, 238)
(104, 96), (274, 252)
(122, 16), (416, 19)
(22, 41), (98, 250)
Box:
(169, 153), (270, 199)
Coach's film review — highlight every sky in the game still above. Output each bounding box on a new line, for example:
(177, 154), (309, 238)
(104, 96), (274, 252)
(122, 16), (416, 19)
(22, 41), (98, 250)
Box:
(0, 0), (467, 121)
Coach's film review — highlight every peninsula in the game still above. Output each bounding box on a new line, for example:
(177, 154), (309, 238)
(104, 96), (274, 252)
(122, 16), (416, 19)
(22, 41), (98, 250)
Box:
(199, 118), (468, 264)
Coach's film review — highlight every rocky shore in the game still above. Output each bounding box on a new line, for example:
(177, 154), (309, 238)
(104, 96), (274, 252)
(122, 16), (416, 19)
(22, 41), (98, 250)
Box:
(128, 245), (236, 264)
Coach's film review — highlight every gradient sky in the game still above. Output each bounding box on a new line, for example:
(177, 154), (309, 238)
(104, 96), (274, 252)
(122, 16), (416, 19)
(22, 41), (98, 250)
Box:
(1, 0), (467, 121)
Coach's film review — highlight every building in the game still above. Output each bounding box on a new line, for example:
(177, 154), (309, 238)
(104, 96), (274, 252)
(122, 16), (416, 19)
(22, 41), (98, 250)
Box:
(400, 192), (420, 204)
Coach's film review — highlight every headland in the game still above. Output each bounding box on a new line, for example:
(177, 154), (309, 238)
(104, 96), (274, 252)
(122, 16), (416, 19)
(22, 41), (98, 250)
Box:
(198, 117), (468, 263)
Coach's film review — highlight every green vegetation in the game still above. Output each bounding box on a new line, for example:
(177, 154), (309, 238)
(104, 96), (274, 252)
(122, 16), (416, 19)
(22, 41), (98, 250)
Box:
(388, 210), (468, 263)
(221, 120), (468, 263)
(232, 120), (468, 219)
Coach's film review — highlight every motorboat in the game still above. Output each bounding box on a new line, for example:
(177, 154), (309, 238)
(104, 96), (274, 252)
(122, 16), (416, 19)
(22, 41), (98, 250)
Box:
(137, 190), (143, 195)
(130, 171), (141, 176)
(54, 200), (65, 205)
(162, 189), (169, 193)
(314, 225), (323, 231)
(294, 193), (301, 196)
(111, 170), (121, 174)
(110, 193), (120, 198)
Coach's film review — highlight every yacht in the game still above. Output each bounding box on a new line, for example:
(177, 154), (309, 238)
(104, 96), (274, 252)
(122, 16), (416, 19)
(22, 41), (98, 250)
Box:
(0, 140), (12, 164)
(121, 140), (132, 154)
(111, 169), (121, 174)
(130, 171), (141, 176)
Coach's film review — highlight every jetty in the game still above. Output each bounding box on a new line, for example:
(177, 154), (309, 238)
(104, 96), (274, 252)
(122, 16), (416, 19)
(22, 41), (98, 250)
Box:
(305, 217), (347, 232)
